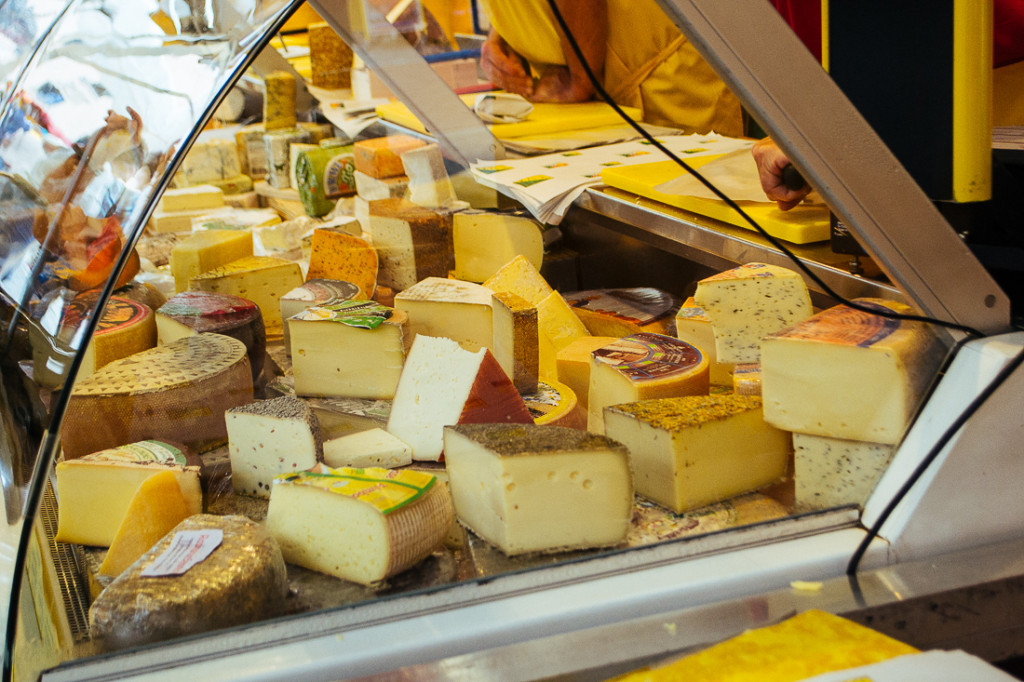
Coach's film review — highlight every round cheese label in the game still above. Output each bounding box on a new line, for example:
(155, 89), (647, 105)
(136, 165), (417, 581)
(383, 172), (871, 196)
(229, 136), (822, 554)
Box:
(159, 290), (257, 319)
(775, 299), (908, 348)
(293, 300), (391, 329)
(592, 333), (704, 382)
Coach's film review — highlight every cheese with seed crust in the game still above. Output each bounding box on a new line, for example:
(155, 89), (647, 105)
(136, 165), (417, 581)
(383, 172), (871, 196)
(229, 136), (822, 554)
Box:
(793, 432), (895, 511)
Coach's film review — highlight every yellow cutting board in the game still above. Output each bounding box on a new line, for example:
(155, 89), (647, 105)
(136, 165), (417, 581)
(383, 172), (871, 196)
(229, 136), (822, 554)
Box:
(376, 94), (641, 140)
(601, 157), (830, 244)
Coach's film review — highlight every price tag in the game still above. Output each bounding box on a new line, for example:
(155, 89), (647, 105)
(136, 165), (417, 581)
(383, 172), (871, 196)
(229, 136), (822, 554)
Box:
(141, 529), (223, 577)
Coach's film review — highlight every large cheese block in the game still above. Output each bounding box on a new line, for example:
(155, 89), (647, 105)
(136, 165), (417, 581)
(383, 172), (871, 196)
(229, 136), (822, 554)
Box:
(793, 432), (895, 511)
(353, 135), (427, 179)
(309, 21), (354, 89)
(523, 379), (586, 430)
(443, 423), (632, 555)
(323, 428), (413, 469)
(675, 296), (733, 385)
(386, 335), (534, 461)
(366, 198), (453, 291)
(60, 334), (253, 458)
(226, 396), (325, 497)
(78, 297), (157, 380)
(693, 262), (813, 364)
(189, 255), (303, 333)
(304, 229), (378, 299)
(761, 298), (945, 444)
(89, 514), (287, 650)
(615, 609), (917, 682)
(394, 276), (493, 352)
(587, 333), (709, 434)
(55, 440), (202, 547)
(280, 278), (361, 352)
(176, 138), (242, 186)
(266, 466), (453, 584)
(401, 143), (457, 209)
(491, 291), (539, 392)
(555, 335), (619, 410)
(155, 291), (266, 382)
(290, 302), (409, 399)
(537, 289), (591, 380)
(156, 184), (225, 213)
(483, 254), (553, 305)
(453, 211), (544, 283)
(169, 229), (253, 293)
(603, 395), (790, 513)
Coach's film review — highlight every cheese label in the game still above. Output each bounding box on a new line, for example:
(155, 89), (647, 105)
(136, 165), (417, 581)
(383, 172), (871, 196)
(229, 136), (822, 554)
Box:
(273, 467), (435, 514)
(62, 296), (147, 338)
(286, 279), (361, 306)
(323, 151), (357, 198)
(773, 300), (903, 348)
(593, 333), (704, 382)
(141, 529), (224, 577)
(84, 440), (188, 466)
(565, 288), (677, 326)
(521, 380), (565, 420)
(292, 300), (392, 329)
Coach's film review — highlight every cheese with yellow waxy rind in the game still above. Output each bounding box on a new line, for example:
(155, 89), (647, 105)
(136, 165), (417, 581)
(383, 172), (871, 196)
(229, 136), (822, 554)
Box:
(394, 277), (493, 352)
(190, 255), (303, 333)
(170, 229), (253, 293)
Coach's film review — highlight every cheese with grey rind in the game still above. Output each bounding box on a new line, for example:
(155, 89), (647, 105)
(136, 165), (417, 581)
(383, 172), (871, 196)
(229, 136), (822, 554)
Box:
(793, 432), (895, 511)
(443, 423), (632, 555)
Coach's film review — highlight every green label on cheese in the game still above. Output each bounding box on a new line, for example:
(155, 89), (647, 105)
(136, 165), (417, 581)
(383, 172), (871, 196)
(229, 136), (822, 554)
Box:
(274, 467), (435, 514)
(85, 440), (186, 466)
(292, 300), (392, 329)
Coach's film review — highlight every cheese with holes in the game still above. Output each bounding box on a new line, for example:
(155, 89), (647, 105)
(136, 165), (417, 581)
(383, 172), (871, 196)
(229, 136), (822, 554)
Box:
(266, 466), (453, 584)
(157, 185), (225, 213)
(555, 336), (618, 409)
(366, 198), (452, 291)
(170, 229), (253, 293)
(693, 262), (812, 364)
(177, 138), (242, 186)
(226, 396), (325, 497)
(387, 336), (534, 461)
(537, 289), (591, 380)
(304, 229), (378, 299)
(155, 291), (265, 382)
(78, 297), (157, 379)
(401, 143), (457, 208)
(588, 333), (709, 433)
(761, 298), (945, 444)
(290, 302), (409, 399)
(523, 379), (586, 429)
(89, 515), (287, 650)
(55, 440), (202, 547)
(355, 170), (409, 201)
(61, 334), (253, 458)
(793, 432), (895, 511)
(675, 296), (733, 385)
(394, 277), (493, 352)
(280, 279), (361, 352)
(604, 396), (789, 513)
(732, 363), (762, 396)
(491, 291), (539, 392)
(323, 428), (413, 469)
(483, 254), (553, 305)
(453, 211), (544, 283)
(443, 423), (632, 555)
(190, 256), (303, 333)
(354, 135), (427, 179)
(98, 470), (192, 576)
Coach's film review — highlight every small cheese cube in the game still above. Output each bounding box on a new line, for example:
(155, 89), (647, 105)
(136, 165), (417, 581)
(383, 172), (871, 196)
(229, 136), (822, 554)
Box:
(170, 229), (253, 293)
(693, 262), (812, 363)
(226, 396), (325, 497)
(453, 211), (544, 283)
(394, 277), (493, 352)
(443, 423), (633, 555)
(491, 291), (539, 393)
(190, 255), (303, 333)
(793, 432), (895, 511)
(675, 296), (734, 385)
(483, 254), (553, 305)
(603, 395), (790, 513)
(401, 143), (457, 208)
(323, 428), (413, 469)
(366, 198), (452, 291)
(354, 135), (427, 179)
(555, 335), (619, 409)
(304, 229), (378, 299)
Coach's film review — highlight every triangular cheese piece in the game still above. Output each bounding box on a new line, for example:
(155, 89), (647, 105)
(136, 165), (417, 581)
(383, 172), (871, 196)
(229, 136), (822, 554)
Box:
(305, 229), (379, 300)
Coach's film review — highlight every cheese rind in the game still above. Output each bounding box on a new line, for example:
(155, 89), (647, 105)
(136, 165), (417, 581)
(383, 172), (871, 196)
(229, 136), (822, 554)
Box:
(366, 198), (453, 291)
(170, 229), (253, 293)
(189, 255), (303, 333)
(394, 276), (494, 352)
(79, 297), (157, 379)
(693, 262), (812, 364)
(226, 396), (325, 497)
(760, 298), (945, 444)
(491, 291), (539, 392)
(603, 395), (790, 513)
(793, 432), (895, 511)
(443, 423), (633, 555)
(523, 380), (586, 430)
(675, 296), (734, 385)
(323, 428), (413, 469)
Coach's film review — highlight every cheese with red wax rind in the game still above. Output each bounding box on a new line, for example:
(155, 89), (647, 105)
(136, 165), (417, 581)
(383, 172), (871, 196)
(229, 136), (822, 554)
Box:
(394, 276), (493, 352)
(386, 335), (534, 461)
(189, 255), (303, 334)
(304, 229), (378, 299)
(353, 135), (427, 179)
(366, 198), (453, 291)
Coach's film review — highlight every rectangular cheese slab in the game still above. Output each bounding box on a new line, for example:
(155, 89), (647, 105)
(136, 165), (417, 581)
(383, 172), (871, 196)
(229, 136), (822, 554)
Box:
(793, 432), (895, 511)
(394, 277), (494, 352)
(157, 185), (225, 213)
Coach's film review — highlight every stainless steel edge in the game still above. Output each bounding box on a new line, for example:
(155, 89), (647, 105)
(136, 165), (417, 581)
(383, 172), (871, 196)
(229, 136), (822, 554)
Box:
(654, 0), (1010, 334)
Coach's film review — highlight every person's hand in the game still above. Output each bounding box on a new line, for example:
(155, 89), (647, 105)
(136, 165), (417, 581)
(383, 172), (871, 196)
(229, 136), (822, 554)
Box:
(751, 137), (811, 211)
(531, 65), (594, 102)
(481, 28), (534, 98)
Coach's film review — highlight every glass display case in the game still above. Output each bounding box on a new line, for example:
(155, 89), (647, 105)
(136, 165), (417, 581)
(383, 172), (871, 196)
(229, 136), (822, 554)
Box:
(1, 1), (1023, 680)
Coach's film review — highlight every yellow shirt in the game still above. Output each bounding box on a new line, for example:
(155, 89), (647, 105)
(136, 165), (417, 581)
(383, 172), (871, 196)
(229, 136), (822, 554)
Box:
(480, 0), (743, 136)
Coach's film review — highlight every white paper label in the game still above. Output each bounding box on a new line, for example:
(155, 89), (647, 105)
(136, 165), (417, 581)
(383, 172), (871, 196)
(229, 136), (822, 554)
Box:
(141, 529), (224, 577)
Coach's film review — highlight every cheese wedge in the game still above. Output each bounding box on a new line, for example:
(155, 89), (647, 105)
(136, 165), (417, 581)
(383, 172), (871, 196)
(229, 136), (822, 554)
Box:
(588, 333), (709, 434)
(170, 229), (253, 293)
(401, 143), (458, 208)
(263, 71), (297, 130)
(555, 335), (619, 409)
(675, 296), (734, 385)
(226, 396), (325, 497)
(793, 432), (895, 511)
(189, 255), (303, 333)
(693, 262), (813, 364)
(453, 211), (544, 283)
(304, 229), (378, 299)
(394, 276), (493, 352)
(761, 298), (945, 444)
(603, 396), (790, 513)
(365, 198), (452, 291)
(266, 466), (453, 584)
(483, 254), (553, 305)
(443, 423), (632, 555)
(491, 291), (539, 392)
(290, 302), (409, 399)
(323, 428), (413, 469)
(386, 335), (534, 461)
(353, 135), (427, 179)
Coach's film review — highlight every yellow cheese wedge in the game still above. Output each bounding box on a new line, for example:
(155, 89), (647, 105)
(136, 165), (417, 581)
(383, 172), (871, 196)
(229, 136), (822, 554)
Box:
(170, 229), (254, 293)
(555, 335), (619, 410)
(483, 254), (553, 306)
(675, 296), (734, 386)
(305, 229), (378, 299)
(793, 432), (895, 511)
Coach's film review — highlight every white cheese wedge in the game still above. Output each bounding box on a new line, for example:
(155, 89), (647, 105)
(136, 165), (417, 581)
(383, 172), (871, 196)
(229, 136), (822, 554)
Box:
(483, 254), (553, 305)
(588, 333), (709, 434)
(693, 262), (812, 364)
(401, 143), (458, 208)
(555, 335), (619, 410)
(226, 396), (325, 497)
(792, 432), (895, 511)
(266, 466), (453, 584)
(443, 423), (633, 555)
(386, 335), (534, 461)
(394, 276), (494, 352)
(491, 291), (539, 393)
(289, 303), (409, 399)
(189, 255), (303, 333)
(323, 428), (413, 469)
(675, 296), (734, 385)
(603, 395), (790, 513)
